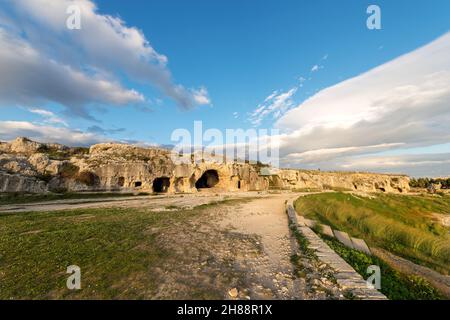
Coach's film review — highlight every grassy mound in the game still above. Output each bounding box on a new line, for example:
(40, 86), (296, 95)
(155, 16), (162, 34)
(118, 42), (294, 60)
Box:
(294, 192), (450, 274)
(322, 235), (443, 300)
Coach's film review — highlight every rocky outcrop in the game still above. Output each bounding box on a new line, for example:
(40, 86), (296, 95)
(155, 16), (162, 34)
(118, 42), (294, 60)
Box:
(9, 137), (43, 155)
(0, 171), (47, 193)
(0, 137), (410, 194)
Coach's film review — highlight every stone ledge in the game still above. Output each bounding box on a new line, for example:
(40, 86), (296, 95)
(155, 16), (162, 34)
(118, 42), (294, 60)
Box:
(287, 200), (387, 300)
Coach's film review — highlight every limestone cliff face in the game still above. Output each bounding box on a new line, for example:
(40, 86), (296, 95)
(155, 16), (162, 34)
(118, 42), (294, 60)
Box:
(82, 143), (268, 193)
(0, 137), (409, 194)
(0, 171), (47, 193)
(271, 169), (410, 193)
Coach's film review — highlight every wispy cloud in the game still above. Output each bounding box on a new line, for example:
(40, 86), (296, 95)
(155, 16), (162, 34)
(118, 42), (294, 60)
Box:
(249, 87), (297, 126)
(87, 125), (126, 135)
(311, 64), (324, 72)
(28, 108), (68, 127)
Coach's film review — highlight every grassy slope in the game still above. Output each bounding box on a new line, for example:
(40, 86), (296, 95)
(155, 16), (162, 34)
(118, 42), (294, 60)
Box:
(294, 192), (450, 274)
(0, 202), (226, 299)
(322, 235), (444, 300)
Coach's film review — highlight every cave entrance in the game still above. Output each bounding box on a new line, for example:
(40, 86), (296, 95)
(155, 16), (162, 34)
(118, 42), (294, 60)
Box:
(195, 170), (219, 189)
(153, 177), (170, 193)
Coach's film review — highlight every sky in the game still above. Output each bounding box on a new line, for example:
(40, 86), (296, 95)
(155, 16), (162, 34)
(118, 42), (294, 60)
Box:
(0, 0), (449, 177)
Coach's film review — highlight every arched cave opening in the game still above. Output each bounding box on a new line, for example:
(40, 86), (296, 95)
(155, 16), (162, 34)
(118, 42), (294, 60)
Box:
(153, 177), (170, 193)
(195, 170), (219, 189)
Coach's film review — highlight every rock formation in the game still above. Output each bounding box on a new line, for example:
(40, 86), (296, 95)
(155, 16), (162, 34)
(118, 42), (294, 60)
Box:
(0, 137), (410, 194)
(267, 169), (410, 193)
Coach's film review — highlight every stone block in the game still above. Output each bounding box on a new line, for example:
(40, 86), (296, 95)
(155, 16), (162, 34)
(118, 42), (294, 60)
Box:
(333, 230), (354, 249)
(319, 224), (334, 238)
(304, 218), (316, 228)
(351, 237), (372, 255)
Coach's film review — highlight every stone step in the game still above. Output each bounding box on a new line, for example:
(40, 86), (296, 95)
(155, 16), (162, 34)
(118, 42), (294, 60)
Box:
(286, 203), (387, 300)
(351, 237), (372, 255)
(333, 230), (355, 249)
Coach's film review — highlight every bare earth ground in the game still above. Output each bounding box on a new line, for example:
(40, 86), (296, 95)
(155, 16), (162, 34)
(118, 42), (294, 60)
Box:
(146, 193), (307, 299)
(147, 193), (342, 299)
(1, 191), (345, 299)
(0, 192), (262, 213)
(0, 192), (259, 213)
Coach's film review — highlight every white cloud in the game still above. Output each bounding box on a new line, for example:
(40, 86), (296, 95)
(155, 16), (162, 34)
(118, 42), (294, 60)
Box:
(0, 27), (145, 119)
(284, 143), (405, 164)
(0, 121), (106, 146)
(274, 32), (450, 176)
(310, 64), (324, 72)
(328, 153), (450, 177)
(28, 108), (68, 127)
(1, 0), (210, 116)
(249, 88), (297, 126)
(233, 112), (239, 119)
(192, 87), (211, 106)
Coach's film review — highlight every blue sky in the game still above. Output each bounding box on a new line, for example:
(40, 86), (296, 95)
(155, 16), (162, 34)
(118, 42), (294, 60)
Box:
(0, 0), (449, 176)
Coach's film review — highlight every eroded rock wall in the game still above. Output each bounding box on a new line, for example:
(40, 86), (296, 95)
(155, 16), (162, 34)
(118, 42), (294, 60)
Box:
(0, 171), (47, 193)
(273, 169), (410, 193)
(0, 137), (409, 194)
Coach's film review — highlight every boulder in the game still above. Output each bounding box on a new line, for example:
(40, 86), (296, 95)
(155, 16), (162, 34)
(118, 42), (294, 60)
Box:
(9, 137), (43, 155)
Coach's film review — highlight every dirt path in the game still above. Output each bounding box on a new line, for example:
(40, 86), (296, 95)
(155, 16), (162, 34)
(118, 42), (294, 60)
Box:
(145, 193), (312, 299)
(0, 192), (261, 213)
(218, 194), (303, 299)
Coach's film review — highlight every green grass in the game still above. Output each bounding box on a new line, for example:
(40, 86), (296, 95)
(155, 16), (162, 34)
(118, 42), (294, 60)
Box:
(0, 192), (150, 205)
(0, 204), (212, 299)
(322, 235), (444, 300)
(294, 192), (450, 274)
